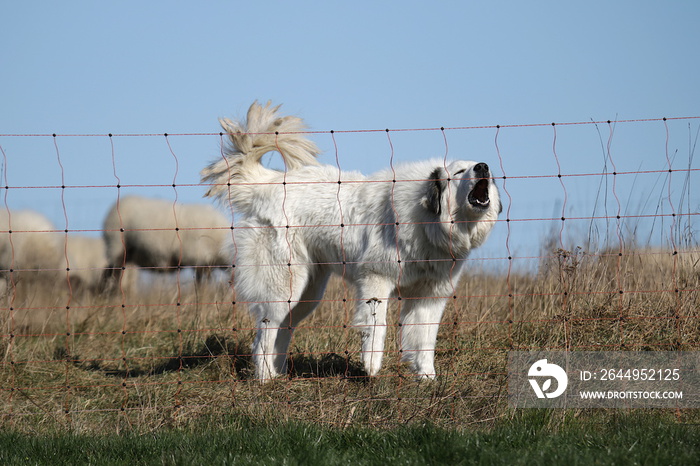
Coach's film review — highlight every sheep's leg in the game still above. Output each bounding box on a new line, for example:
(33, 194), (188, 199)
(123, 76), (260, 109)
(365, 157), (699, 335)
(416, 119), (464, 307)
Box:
(194, 266), (213, 283)
(101, 265), (123, 293)
(101, 263), (139, 294)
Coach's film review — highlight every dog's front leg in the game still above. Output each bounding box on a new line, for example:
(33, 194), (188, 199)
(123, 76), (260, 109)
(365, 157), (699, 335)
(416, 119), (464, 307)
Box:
(398, 297), (448, 380)
(354, 279), (393, 377)
(359, 297), (389, 377)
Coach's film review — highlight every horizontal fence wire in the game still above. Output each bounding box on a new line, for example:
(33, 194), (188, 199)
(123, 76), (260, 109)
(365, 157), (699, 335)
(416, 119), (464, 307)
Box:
(0, 116), (698, 431)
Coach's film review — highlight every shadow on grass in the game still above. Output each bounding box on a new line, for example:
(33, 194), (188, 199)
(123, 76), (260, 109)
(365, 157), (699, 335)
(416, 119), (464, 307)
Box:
(59, 334), (250, 379)
(288, 352), (368, 381)
(66, 334), (368, 382)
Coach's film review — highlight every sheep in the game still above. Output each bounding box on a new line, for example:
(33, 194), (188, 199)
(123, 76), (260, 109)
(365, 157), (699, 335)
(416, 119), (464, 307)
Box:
(0, 210), (63, 285)
(0, 210), (110, 293)
(64, 235), (109, 290)
(102, 196), (232, 287)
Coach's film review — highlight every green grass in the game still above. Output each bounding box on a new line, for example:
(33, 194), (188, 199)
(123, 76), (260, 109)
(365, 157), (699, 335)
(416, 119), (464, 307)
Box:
(1, 412), (698, 465)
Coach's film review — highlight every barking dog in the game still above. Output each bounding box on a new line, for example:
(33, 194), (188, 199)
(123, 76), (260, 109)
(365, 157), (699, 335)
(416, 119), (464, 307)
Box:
(202, 101), (501, 381)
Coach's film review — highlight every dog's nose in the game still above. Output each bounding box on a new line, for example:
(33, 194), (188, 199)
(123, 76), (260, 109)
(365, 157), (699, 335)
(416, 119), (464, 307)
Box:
(473, 163), (490, 177)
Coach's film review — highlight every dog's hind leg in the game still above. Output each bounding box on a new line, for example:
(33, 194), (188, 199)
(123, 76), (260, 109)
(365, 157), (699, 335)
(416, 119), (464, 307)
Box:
(249, 265), (330, 381)
(353, 277), (394, 377)
(252, 302), (295, 381)
(272, 269), (332, 372)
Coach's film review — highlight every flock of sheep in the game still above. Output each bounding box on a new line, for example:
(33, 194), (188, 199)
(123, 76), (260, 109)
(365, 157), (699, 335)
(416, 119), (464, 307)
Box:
(0, 196), (232, 293)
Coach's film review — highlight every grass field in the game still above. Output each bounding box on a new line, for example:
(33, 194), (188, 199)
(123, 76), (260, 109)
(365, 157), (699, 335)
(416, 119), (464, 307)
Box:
(0, 411), (698, 464)
(1, 243), (699, 462)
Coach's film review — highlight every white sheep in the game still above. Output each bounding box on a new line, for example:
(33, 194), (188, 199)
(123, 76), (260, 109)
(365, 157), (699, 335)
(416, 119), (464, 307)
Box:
(102, 196), (232, 285)
(0, 210), (110, 292)
(64, 235), (109, 290)
(0, 209), (63, 284)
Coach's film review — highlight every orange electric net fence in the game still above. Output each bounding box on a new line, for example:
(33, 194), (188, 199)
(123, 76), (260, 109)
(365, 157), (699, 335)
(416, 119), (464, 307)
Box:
(0, 116), (698, 432)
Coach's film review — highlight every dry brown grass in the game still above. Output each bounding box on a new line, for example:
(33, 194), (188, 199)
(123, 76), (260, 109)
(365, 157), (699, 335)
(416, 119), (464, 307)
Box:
(1, 246), (698, 434)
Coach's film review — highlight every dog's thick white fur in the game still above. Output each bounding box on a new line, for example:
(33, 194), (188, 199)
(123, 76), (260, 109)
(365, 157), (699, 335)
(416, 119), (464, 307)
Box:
(201, 102), (501, 381)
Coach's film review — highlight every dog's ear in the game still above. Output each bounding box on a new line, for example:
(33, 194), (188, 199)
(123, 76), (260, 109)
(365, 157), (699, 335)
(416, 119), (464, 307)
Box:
(421, 168), (446, 216)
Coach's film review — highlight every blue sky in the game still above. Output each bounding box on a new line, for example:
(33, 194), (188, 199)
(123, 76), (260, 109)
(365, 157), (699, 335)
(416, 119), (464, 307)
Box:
(1, 1), (698, 270)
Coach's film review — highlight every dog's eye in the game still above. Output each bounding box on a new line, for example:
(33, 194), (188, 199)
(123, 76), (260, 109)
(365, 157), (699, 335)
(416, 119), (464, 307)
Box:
(452, 169), (467, 178)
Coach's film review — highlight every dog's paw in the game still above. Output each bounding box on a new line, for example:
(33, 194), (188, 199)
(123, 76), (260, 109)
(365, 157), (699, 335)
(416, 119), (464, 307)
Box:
(415, 372), (437, 381)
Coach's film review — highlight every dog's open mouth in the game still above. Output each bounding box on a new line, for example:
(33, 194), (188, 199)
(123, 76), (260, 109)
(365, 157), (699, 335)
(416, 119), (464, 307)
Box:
(468, 179), (491, 209)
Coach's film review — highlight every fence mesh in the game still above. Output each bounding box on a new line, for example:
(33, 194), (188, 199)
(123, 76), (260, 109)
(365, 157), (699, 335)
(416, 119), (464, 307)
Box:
(0, 116), (698, 431)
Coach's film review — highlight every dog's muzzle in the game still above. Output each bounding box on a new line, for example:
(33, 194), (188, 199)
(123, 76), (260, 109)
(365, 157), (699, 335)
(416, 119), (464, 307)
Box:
(467, 163), (491, 209)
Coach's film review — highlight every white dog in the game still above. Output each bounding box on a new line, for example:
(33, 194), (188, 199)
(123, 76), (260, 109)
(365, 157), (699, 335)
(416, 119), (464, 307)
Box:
(201, 102), (501, 381)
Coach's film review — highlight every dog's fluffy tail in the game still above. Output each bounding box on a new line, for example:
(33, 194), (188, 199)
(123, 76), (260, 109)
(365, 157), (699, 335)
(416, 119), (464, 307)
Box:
(201, 101), (320, 200)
